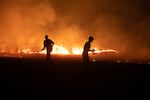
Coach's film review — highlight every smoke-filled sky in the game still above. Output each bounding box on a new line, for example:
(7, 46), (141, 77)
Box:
(0, 0), (150, 58)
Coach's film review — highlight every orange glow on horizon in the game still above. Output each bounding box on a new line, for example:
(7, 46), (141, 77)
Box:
(0, 44), (118, 56)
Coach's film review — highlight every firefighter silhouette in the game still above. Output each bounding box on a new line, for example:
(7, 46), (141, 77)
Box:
(42, 35), (54, 61)
(82, 36), (94, 64)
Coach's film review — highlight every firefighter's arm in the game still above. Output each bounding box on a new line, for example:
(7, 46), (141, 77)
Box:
(89, 49), (95, 52)
(51, 40), (54, 46)
(41, 41), (46, 50)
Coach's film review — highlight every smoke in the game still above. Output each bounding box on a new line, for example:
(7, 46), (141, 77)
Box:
(0, 0), (56, 49)
(0, 0), (150, 59)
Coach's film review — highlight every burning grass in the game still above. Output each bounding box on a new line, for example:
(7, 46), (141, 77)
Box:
(0, 45), (150, 64)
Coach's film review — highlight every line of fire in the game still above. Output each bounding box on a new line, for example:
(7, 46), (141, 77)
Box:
(0, 42), (149, 64)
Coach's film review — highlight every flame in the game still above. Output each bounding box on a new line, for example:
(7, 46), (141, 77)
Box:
(22, 48), (34, 54)
(38, 45), (70, 55)
(72, 47), (83, 55)
(0, 44), (118, 56)
(91, 48), (118, 54)
(52, 45), (70, 54)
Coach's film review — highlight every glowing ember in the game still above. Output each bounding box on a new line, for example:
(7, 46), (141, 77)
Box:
(93, 59), (96, 62)
(17, 49), (22, 54)
(117, 60), (121, 63)
(0, 49), (5, 53)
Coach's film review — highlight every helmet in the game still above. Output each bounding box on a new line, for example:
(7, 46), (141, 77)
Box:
(89, 36), (94, 41)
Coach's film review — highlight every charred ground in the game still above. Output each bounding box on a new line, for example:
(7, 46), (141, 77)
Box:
(0, 55), (150, 99)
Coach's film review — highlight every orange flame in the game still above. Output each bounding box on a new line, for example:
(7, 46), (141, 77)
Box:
(39, 45), (70, 55)
(90, 48), (118, 54)
(0, 44), (118, 56)
(72, 47), (83, 55)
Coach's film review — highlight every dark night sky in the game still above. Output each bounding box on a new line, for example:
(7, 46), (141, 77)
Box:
(0, 0), (150, 58)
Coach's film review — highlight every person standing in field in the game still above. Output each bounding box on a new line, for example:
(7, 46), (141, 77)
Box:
(82, 36), (95, 64)
(42, 35), (54, 61)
